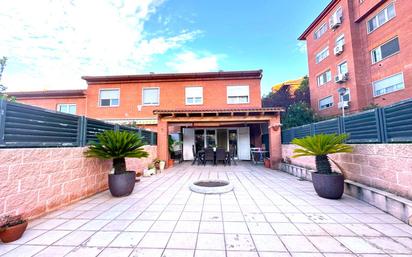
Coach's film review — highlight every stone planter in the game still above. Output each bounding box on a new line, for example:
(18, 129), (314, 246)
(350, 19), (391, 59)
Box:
(0, 221), (28, 243)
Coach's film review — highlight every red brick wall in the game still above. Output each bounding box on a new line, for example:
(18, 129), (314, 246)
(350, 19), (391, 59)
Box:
(16, 97), (87, 116)
(304, 0), (412, 116)
(282, 144), (412, 200)
(85, 78), (262, 121)
(0, 146), (156, 219)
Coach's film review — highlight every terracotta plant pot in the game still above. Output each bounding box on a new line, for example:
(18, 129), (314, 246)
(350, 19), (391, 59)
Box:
(108, 171), (136, 197)
(0, 221), (28, 243)
(167, 159), (174, 168)
(311, 172), (344, 199)
(264, 158), (271, 168)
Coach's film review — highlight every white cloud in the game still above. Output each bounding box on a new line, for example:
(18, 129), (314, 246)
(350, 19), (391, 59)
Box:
(166, 51), (219, 73)
(0, 0), (205, 91)
(297, 41), (307, 54)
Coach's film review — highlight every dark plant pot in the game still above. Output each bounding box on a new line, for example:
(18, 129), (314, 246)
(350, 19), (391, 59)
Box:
(0, 221), (28, 243)
(312, 172), (344, 199)
(108, 171), (136, 197)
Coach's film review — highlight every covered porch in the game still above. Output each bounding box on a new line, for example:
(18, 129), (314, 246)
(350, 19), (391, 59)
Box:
(154, 108), (283, 168)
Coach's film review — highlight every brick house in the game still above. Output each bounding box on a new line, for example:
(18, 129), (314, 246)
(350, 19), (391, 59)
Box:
(9, 70), (283, 167)
(299, 0), (412, 116)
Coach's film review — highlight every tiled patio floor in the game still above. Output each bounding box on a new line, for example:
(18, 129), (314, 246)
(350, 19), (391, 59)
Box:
(2, 162), (412, 257)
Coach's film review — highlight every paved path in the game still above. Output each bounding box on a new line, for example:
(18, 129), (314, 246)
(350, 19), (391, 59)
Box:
(1, 162), (412, 257)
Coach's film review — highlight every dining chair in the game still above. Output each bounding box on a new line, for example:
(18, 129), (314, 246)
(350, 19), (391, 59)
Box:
(215, 148), (227, 166)
(204, 147), (215, 165)
(229, 145), (237, 165)
(192, 145), (199, 165)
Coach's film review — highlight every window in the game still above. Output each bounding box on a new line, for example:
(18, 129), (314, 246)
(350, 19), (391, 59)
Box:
(319, 96), (334, 110)
(57, 104), (76, 114)
(185, 87), (203, 105)
(336, 34), (345, 47)
(227, 85), (249, 104)
(142, 88), (160, 106)
(371, 37), (400, 64)
(314, 23), (328, 39)
(317, 70), (332, 86)
(99, 89), (119, 107)
(340, 88), (351, 102)
(373, 73), (404, 97)
(338, 61), (348, 75)
(316, 47), (329, 63)
(367, 3), (395, 33)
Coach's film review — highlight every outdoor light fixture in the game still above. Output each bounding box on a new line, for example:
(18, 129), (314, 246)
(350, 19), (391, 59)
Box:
(0, 84), (6, 92)
(337, 87), (347, 117)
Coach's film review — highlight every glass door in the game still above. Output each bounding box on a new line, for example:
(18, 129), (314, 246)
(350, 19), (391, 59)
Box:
(194, 129), (205, 153)
(228, 129), (238, 157)
(206, 129), (216, 148)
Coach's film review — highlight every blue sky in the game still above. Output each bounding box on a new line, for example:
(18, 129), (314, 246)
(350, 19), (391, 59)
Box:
(0, 0), (330, 94)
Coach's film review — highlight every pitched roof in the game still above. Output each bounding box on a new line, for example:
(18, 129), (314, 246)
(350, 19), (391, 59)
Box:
(7, 89), (86, 98)
(153, 107), (284, 115)
(82, 70), (263, 84)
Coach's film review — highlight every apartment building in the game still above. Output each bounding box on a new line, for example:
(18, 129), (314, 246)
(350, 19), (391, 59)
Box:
(299, 0), (412, 116)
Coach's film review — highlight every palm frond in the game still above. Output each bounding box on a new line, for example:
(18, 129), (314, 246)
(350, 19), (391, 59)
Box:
(291, 133), (353, 157)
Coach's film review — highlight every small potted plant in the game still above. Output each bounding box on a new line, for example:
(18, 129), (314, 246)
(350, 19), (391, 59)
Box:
(292, 133), (353, 199)
(168, 136), (176, 168)
(153, 159), (165, 173)
(264, 157), (271, 168)
(85, 130), (149, 197)
(0, 214), (28, 243)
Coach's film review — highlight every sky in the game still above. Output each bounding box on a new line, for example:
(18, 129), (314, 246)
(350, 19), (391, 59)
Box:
(0, 0), (331, 95)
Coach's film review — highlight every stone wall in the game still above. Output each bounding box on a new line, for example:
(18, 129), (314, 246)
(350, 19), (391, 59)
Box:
(0, 146), (157, 219)
(282, 144), (412, 200)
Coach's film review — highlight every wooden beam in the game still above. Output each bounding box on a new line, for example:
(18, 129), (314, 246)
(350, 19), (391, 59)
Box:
(160, 115), (273, 123)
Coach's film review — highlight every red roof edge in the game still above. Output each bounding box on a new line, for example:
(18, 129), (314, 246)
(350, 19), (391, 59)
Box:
(298, 0), (339, 40)
(8, 89), (86, 98)
(82, 70), (263, 84)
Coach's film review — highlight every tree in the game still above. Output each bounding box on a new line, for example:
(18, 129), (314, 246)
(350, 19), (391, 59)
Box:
(294, 76), (310, 105)
(262, 84), (293, 108)
(0, 57), (15, 102)
(281, 101), (317, 129)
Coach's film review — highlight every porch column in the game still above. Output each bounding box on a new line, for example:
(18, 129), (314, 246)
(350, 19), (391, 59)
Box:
(268, 115), (282, 169)
(157, 118), (170, 167)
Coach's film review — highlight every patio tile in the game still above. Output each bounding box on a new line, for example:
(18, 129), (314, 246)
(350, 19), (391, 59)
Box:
(307, 236), (351, 253)
(343, 223), (382, 236)
(1, 245), (46, 257)
(201, 212), (222, 221)
(98, 247), (134, 257)
(78, 219), (111, 231)
(335, 237), (384, 254)
(55, 219), (89, 230)
(225, 233), (256, 251)
(101, 219), (133, 231)
(227, 251), (259, 257)
(247, 222), (275, 234)
(138, 232), (171, 248)
(319, 223), (356, 236)
(33, 246), (74, 257)
(174, 220), (200, 232)
(252, 234), (287, 252)
(180, 211), (202, 220)
(109, 232), (145, 247)
(64, 246), (103, 257)
(199, 221), (224, 233)
(158, 211), (182, 220)
(162, 249), (195, 257)
(224, 221), (249, 234)
(126, 220), (155, 231)
(0, 244), (19, 255)
(364, 237), (412, 254)
(9, 229), (48, 244)
(280, 236), (319, 253)
(150, 220), (177, 232)
(166, 232), (197, 249)
(264, 213), (289, 223)
(223, 212), (245, 221)
(83, 231), (120, 247)
(53, 230), (95, 246)
(259, 252), (291, 257)
(27, 230), (71, 245)
(271, 223), (301, 235)
(194, 250), (226, 257)
(196, 233), (225, 250)
(32, 219), (69, 230)
(296, 223), (328, 236)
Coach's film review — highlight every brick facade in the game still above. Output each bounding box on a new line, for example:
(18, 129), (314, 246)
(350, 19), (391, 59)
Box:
(299, 0), (412, 116)
(282, 144), (412, 200)
(0, 146), (156, 219)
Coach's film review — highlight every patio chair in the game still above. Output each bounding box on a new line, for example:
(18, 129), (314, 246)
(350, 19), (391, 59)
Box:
(229, 145), (237, 165)
(215, 147), (228, 166)
(203, 147), (215, 165)
(192, 145), (201, 165)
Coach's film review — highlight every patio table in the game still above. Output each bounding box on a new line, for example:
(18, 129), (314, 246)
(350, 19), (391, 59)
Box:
(251, 149), (268, 164)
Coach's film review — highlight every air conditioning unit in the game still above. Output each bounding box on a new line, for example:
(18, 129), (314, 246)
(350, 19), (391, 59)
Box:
(338, 101), (349, 109)
(330, 14), (342, 29)
(335, 73), (348, 83)
(333, 44), (344, 55)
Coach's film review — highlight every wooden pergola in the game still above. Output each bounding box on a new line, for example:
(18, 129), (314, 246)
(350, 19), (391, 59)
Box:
(154, 107), (284, 169)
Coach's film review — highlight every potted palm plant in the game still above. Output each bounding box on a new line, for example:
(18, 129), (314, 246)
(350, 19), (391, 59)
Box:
(85, 130), (149, 197)
(0, 214), (28, 243)
(292, 133), (353, 199)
